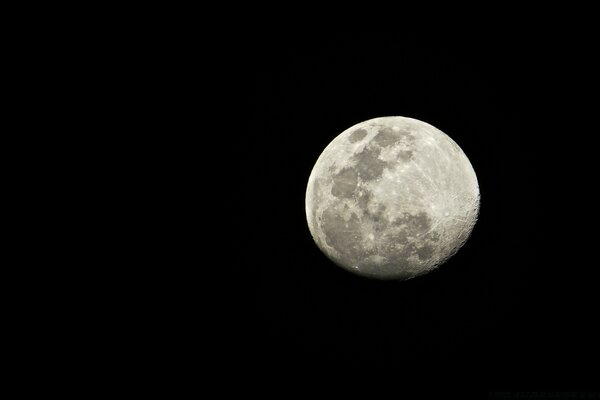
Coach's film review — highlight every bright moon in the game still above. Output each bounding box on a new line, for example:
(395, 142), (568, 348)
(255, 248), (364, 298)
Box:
(305, 116), (480, 280)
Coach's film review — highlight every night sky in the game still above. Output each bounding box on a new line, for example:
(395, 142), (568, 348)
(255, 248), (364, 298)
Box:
(234, 31), (597, 393)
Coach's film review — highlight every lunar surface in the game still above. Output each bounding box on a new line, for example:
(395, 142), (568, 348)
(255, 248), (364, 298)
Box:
(305, 116), (480, 280)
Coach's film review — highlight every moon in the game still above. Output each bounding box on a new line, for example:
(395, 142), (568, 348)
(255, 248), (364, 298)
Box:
(305, 116), (480, 280)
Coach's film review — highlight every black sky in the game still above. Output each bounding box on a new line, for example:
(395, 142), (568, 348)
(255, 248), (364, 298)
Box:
(236, 31), (597, 393)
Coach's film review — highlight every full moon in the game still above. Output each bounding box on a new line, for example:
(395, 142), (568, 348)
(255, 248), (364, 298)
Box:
(305, 116), (480, 280)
